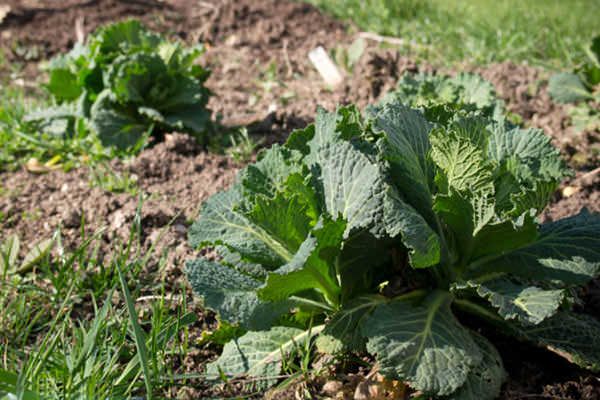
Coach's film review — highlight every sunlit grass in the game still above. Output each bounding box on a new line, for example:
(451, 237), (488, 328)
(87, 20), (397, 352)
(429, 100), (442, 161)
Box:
(307, 0), (599, 69)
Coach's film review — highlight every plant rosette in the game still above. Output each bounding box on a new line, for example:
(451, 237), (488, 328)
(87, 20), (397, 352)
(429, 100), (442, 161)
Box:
(187, 92), (600, 398)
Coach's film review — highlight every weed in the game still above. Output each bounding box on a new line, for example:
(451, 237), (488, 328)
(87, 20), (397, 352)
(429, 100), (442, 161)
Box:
(0, 206), (196, 399)
(226, 128), (263, 163)
(88, 162), (139, 195)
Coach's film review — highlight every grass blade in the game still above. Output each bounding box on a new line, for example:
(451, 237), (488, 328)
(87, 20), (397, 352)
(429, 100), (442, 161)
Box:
(116, 262), (153, 400)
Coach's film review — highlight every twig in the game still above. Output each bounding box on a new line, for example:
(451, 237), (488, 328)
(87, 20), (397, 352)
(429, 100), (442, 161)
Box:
(576, 166), (600, 183)
(357, 31), (406, 46)
(197, 1), (218, 9)
(135, 294), (184, 303)
(282, 39), (293, 78)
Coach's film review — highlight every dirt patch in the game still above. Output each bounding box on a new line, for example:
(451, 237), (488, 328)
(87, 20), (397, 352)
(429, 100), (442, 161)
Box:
(1, 133), (238, 273)
(1, 0), (599, 399)
(0, 0), (193, 62)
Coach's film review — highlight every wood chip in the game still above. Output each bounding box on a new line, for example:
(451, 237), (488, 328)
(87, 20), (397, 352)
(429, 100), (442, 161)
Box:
(309, 46), (344, 87)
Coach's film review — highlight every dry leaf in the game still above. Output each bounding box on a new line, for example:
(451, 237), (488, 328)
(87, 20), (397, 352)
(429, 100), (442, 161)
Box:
(562, 186), (579, 197)
(25, 158), (62, 173)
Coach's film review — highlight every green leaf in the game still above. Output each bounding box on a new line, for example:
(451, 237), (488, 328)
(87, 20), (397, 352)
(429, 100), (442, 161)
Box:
(297, 106), (339, 169)
(465, 278), (566, 325)
(382, 72), (504, 122)
(116, 262), (153, 399)
(434, 191), (495, 260)
(449, 332), (506, 400)
(384, 187), (441, 268)
(90, 19), (160, 58)
(216, 245), (267, 279)
(548, 72), (592, 103)
(186, 258), (290, 330)
(0, 235), (19, 274)
(370, 102), (435, 221)
(430, 127), (494, 197)
(488, 125), (568, 216)
(322, 295), (385, 351)
(244, 189), (316, 260)
(238, 145), (306, 200)
(106, 53), (168, 103)
(18, 238), (54, 274)
(310, 109), (441, 268)
(363, 291), (482, 396)
(336, 230), (391, 300)
(89, 89), (149, 149)
(163, 102), (210, 134)
(46, 68), (82, 102)
(286, 124), (314, 155)
(188, 186), (295, 268)
(488, 126), (568, 184)
(0, 369), (42, 400)
(452, 73), (502, 114)
(206, 326), (322, 390)
(24, 103), (79, 137)
(469, 218), (537, 263)
(314, 140), (385, 235)
(258, 218), (346, 304)
(517, 312), (600, 372)
(475, 210), (600, 285)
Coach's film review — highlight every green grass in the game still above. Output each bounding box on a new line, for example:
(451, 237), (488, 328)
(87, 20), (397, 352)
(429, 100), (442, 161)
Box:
(0, 208), (199, 399)
(0, 85), (114, 172)
(306, 0), (599, 69)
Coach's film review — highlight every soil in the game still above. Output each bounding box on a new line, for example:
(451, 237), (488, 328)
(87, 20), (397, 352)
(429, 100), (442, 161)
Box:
(1, 0), (599, 399)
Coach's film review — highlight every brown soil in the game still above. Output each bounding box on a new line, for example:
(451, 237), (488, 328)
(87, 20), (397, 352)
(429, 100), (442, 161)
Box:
(1, 0), (599, 399)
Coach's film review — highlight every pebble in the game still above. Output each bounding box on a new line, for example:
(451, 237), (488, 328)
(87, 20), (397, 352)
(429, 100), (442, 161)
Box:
(322, 381), (343, 396)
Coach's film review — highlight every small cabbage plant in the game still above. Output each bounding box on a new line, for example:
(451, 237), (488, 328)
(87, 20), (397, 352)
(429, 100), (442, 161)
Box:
(26, 20), (211, 150)
(187, 96), (600, 399)
(382, 72), (506, 123)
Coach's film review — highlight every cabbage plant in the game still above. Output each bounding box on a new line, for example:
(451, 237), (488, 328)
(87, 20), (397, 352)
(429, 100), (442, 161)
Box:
(187, 97), (600, 398)
(27, 20), (211, 150)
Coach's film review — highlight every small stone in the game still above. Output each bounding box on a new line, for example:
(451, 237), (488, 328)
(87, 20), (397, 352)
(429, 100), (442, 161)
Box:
(111, 210), (127, 230)
(173, 224), (187, 235)
(562, 186), (579, 198)
(354, 380), (379, 400)
(322, 381), (343, 396)
(147, 229), (161, 245)
(225, 34), (238, 46)
(62, 209), (81, 228)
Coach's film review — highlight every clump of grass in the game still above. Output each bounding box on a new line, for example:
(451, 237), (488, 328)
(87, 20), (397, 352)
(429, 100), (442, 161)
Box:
(307, 0), (599, 69)
(88, 162), (140, 195)
(0, 206), (198, 399)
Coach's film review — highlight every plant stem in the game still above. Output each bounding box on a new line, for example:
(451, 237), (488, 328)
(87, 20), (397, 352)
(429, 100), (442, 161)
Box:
(453, 298), (505, 326)
(289, 296), (335, 312)
(392, 289), (427, 302)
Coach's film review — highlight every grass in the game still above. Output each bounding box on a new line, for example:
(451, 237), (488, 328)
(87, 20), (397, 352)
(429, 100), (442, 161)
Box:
(0, 207), (201, 399)
(0, 84), (114, 172)
(306, 0), (599, 69)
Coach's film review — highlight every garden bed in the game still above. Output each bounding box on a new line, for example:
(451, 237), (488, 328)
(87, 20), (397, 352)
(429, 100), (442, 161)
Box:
(1, 0), (598, 399)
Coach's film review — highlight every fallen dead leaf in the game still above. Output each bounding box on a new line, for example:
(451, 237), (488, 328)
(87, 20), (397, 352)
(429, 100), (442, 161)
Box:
(562, 186), (579, 198)
(25, 158), (62, 174)
(354, 372), (407, 400)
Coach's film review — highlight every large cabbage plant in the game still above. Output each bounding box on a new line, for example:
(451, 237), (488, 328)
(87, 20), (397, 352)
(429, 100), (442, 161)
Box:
(186, 87), (600, 398)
